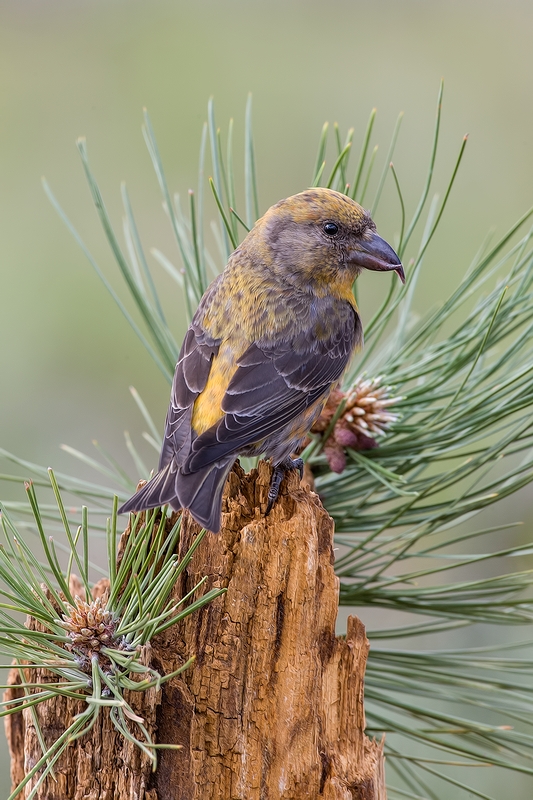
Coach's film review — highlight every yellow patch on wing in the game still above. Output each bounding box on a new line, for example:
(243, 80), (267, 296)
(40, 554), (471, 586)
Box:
(191, 341), (239, 434)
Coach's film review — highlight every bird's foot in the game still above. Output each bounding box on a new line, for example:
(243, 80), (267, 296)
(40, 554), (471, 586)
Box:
(265, 457), (304, 516)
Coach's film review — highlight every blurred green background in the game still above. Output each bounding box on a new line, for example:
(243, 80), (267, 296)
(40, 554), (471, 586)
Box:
(2, 0), (533, 796)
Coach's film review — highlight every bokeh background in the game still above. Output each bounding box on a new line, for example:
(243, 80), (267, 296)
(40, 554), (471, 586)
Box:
(2, 0), (533, 796)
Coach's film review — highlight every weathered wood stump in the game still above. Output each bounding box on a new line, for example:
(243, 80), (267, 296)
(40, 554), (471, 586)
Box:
(5, 461), (385, 799)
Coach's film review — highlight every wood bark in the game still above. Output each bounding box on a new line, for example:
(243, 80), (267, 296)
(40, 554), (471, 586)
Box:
(5, 461), (386, 800)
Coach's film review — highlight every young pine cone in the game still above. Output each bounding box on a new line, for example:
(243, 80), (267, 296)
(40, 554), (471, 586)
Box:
(310, 376), (402, 473)
(57, 595), (117, 655)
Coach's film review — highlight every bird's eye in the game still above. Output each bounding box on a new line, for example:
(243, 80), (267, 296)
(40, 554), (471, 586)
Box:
(323, 222), (339, 236)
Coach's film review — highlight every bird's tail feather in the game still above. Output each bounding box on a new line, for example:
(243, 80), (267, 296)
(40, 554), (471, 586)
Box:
(177, 457), (236, 533)
(118, 462), (179, 515)
(118, 457), (235, 533)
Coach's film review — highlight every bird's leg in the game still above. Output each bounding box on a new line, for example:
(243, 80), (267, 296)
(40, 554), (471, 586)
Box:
(266, 456), (305, 515)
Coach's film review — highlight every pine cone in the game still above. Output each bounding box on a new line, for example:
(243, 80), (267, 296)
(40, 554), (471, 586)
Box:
(311, 377), (402, 473)
(58, 595), (117, 654)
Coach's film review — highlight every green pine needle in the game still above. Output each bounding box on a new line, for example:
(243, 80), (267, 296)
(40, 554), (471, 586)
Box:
(0, 474), (224, 799)
(2, 90), (533, 798)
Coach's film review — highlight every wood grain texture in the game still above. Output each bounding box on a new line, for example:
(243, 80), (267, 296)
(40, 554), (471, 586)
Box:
(5, 461), (386, 800)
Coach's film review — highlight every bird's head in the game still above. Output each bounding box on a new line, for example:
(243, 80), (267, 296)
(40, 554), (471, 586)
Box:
(251, 187), (404, 295)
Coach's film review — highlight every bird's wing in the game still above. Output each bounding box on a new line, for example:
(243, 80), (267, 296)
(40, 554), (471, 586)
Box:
(185, 305), (361, 472)
(158, 323), (220, 470)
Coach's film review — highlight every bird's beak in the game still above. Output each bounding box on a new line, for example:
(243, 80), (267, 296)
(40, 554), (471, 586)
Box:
(349, 231), (405, 284)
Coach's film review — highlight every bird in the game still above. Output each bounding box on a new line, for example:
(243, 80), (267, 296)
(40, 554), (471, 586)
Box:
(118, 187), (404, 532)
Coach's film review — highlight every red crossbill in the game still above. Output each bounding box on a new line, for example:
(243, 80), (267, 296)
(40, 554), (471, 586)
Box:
(119, 187), (404, 531)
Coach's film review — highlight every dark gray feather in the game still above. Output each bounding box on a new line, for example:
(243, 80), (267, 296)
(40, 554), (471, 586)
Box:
(184, 305), (360, 472)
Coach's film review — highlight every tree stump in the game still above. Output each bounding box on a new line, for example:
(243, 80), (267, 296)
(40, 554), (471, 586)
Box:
(5, 461), (386, 799)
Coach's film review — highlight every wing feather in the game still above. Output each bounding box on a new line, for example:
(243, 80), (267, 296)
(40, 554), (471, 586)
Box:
(158, 322), (220, 470)
(185, 305), (361, 472)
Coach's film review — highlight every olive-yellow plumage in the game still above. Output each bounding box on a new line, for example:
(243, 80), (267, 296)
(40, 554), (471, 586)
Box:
(119, 188), (404, 531)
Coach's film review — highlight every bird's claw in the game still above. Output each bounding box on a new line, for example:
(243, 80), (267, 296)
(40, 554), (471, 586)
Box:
(292, 457), (304, 480)
(265, 457), (304, 516)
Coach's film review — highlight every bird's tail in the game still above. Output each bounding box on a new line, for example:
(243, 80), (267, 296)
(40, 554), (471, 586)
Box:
(118, 462), (180, 515)
(118, 457), (235, 533)
(177, 456), (236, 533)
